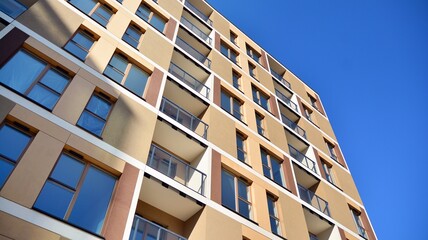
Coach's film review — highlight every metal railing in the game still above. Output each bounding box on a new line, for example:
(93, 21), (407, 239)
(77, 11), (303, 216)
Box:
(129, 215), (187, 240)
(275, 89), (298, 112)
(176, 37), (211, 69)
(271, 69), (292, 89)
(184, 0), (212, 26)
(160, 98), (208, 139)
(288, 145), (317, 174)
(181, 16), (212, 45)
(147, 144), (206, 195)
(298, 185), (331, 217)
(281, 114), (307, 139)
(168, 62), (210, 98)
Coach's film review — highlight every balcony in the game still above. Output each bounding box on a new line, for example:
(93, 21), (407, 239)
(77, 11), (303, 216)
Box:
(281, 114), (306, 139)
(147, 144), (206, 195)
(184, 0), (212, 26)
(129, 215), (187, 240)
(169, 62), (210, 98)
(160, 98), (208, 139)
(289, 145), (317, 174)
(298, 185), (331, 217)
(271, 69), (291, 89)
(275, 89), (298, 112)
(176, 36), (211, 69)
(181, 16), (212, 45)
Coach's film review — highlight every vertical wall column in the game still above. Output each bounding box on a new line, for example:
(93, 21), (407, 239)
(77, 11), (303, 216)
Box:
(282, 155), (297, 196)
(0, 27), (29, 66)
(211, 149), (222, 205)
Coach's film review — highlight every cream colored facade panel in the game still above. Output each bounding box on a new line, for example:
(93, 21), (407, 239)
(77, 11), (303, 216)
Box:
(334, 166), (363, 204)
(207, 106), (236, 157)
(211, 11), (231, 39)
(0, 95), (16, 122)
(105, 10), (131, 40)
(84, 37), (117, 73)
(158, 0), (184, 20)
(211, 51), (234, 83)
(280, 192), (310, 240)
(242, 225), (271, 240)
(204, 206), (242, 240)
(139, 29), (174, 70)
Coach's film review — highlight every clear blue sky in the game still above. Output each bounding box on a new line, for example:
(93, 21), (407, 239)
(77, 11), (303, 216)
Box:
(207, 0), (428, 239)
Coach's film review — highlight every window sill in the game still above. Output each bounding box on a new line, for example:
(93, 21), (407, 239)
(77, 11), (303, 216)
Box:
(0, 83), (55, 113)
(220, 107), (247, 126)
(76, 125), (104, 140)
(221, 205), (259, 226)
(273, 233), (287, 240)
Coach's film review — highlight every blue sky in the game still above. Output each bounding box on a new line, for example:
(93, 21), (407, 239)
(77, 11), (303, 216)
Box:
(207, 0), (428, 239)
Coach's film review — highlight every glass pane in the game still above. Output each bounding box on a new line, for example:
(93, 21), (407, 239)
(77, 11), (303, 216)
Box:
(262, 165), (271, 179)
(50, 154), (85, 189)
(92, 5), (112, 27)
(221, 170), (235, 210)
(237, 179), (248, 200)
(136, 5), (150, 21)
(260, 95), (269, 110)
(124, 65), (149, 96)
(0, 0), (27, 18)
(64, 41), (88, 61)
(39, 69), (69, 93)
(238, 199), (250, 218)
(220, 44), (228, 57)
(0, 50), (46, 93)
(86, 95), (111, 119)
(0, 125), (31, 162)
(270, 217), (279, 235)
(221, 91), (231, 113)
(151, 14), (165, 32)
(123, 27), (141, 48)
(68, 0), (97, 14)
(104, 54), (127, 82)
(77, 111), (105, 136)
(73, 32), (94, 50)
(33, 181), (74, 219)
(27, 84), (60, 110)
(271, 159), (283, 186)
(267, 197), (275, 215)
(68, 166), (116, 234)
(104, 65), (125, 83)
(0, 158), (14, 188)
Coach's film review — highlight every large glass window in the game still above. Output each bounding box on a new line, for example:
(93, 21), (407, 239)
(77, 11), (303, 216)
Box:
(64, 30), (96, 61)
(246, 45), (261, 63)
(68, 0), (114, 27)
(267, 194), (281, 236)
(221, 90), (243, 121)
(0, 0), (26, 18)
(0, 123), (32, 188)
(220, 42), (238, 64)
(34, 153), (116, 234)
(77, 93), (112, 136)
(136, 4), (166, 32)
(221, 169), (251, 219)
(326, 140), (338, 161)
(122, 24), (144, 48)
(351, 208), (367, 238)
(236, 132), (247, 163)
(248, 62), (257, 79)
(104, 53), (150, 97)
(252, 86), (269, 111)
(0, 49), (70, 110)
(321, 160), (335, 184)
(255, 112), (265, 136)
(261, 149), (284, 187)
(232, 71), (241, 90)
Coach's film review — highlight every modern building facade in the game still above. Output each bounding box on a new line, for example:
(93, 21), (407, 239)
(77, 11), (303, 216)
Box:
(0, 0), (376, 239)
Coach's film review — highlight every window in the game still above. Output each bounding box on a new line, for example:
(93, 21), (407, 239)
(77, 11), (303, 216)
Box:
(248, 62), (257, 79)
(0, 49), (71, 110)
(309, 232), (320, 240)
(321, 160), (334, 184)
(303, 105), (313, 122)
(232, 71), (242, 90)
(267, 194), (281, 236)
(351, 208), (367, 238)
(255, 112), (265, 136)
(64, 30), (96, 61)
(136, 4), (166, 32)
(220, 42), (239, 64)
(77, 93), (113, 136)
(308, 94), (319, 110)
(326, 140), (338, 161)
(221, 90), (243, 121)
(0, 123), (32, 188)
(122, 24), (144, 48)
(261, 149), (284, 186)
(34, 152), (116, 234)
(221, 169), (251, 219)
(236, 132), (247, 162)
(104, 53), (150, 97)
(230, 31), (238, 45)
(246, 45), (260, 63)
(0, 0), (26, 18)
(68, 0), (114, 27)
(116, 0), (122, 3)
(252, 86), (269, 111)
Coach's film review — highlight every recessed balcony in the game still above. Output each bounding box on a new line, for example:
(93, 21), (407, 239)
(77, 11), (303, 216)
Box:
(129, 215), (187, 240)
(183, 0), (212, 27)
(176, 35), (211, 69)
(180, 13), (212, 45)
(281, 113), (306, 139)
(289, 145), (317, 174)
(298, 184), (330, 217)
(271, 69), (291, 90)
(275, 89), (298, 113)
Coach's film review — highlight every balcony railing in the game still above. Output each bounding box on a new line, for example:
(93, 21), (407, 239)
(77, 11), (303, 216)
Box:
(184, 0), (212, 26)
(271, 69), (291, 89)
(281, 114), (307, 139)
(160, 98), (208, 139)
(176, 37), (211, 69)
(275, 89), (298, 112)
(298, 185), (331, 217)
(288, 145), (317, 174)
(129, 215), (187, 240)
(181, 16), (212, 45)
(169, 62), (210, 98)
(147, 144), (206, 195)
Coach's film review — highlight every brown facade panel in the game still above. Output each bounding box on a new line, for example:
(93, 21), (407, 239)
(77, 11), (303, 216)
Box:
(0, 27), (29, 67)
(338, 227), (347, 240)
(211, 149), (222, 204)
(361, 208), (376, 240)
(269, 93), (279, 119)
(335, 143), (348, 169)
(282, 155), (297, 196)
(213, 76), (221, 106)
(296, 96), (305, 118)
(145, 67), (164, 107)
(103, 163), (140, 239)
(164, 18), (177, 41)
(260, 49), (269, 70)
(315, 94), (326, 115)
(214, 32), (221, 51)
(313, 148), (327, 180)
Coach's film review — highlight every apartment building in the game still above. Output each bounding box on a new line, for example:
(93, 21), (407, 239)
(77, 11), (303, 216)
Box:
(0, 0), (376, 239)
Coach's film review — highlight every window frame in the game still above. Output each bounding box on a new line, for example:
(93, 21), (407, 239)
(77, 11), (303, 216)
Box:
(260, 148), (284, 187)
(248, 62), (257, 79)
(221, 89), (243, 121)
(221, 168), (252, 219)
(267, 193), (281, 236)
(351, 208), (367, 238)
(252, 86), (270, 111)
(321, 160), (334, 184)
(68, 0), (115, 27)
(255, 112), (265, 136)
(230, 31), (238, 46)
(0, 0), (27, 19)
(325, 140), (338, 161)
(76, 92), (113, 137)
(135, 4), (166, 33)
(246, 45), (261, 63)
(122, 23), (144, 49)
(220, 41), (239, 65)
(64, 29), (97, 61)
(308, 94), (319, 110)
(232, 70), (242, 91)
(303, 105), (313, 122)
(236, 131), (247, 163)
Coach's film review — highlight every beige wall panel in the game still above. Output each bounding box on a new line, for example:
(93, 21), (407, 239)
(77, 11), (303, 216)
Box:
(9, 105), (70, 143)
(106, 10), (131, 39)
(102, 94), (157, 162)
(123, 0), (140, 13)
(299, 119), (328, 154)
(17, 0), (82, 47)
(265, 114), (289, 151)
(140, 29), (174, 70)
(242, 225), (271, 240)
(84, 37), (117, 73)
(284, 72), (306, 100)
(158, 0), (183, 20)
(0, 95), (15, 122)
(314, 110), (337, 140)
(280, 193), (309, 240)
(185, 209), (206, 240)
(66, 134), (125, 175)
(256, 66), (275, 93)
(52, 74), (95, 125)
(334, 167), (362, 204)
(207, 106), (236, 157)
(211, 51), (233, 82)
(205, 206), (242, 240)
(252, 184), (270, 231)
(0, 212), (61, 240)
(1, 132), (64, 207)
(211, 12), (230, 38)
